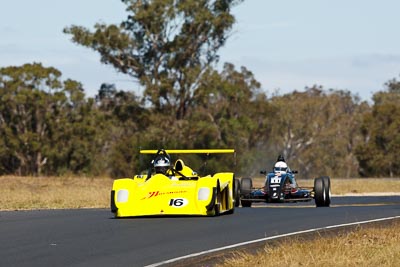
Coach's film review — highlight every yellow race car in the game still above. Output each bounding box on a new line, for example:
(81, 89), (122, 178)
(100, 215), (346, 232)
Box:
(111, 149), (239, 218)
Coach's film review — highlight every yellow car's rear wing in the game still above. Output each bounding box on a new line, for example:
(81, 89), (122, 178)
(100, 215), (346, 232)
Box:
(140, 149), (235, 154)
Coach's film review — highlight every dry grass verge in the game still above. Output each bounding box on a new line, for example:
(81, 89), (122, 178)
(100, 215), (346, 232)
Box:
(218, 221), (400, 267)
(0, 175), (113, 210)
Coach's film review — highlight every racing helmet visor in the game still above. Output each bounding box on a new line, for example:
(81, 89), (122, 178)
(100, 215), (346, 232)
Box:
(274, 167), (287, 172)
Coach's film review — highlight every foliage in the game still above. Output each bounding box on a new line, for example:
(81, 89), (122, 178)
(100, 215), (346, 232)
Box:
(0, 63), (106, 176)
(64, 0), (243, 119)
(1, 63), (398, 178)
(260, 86), (368, 178)
(355, 79), (400, 177)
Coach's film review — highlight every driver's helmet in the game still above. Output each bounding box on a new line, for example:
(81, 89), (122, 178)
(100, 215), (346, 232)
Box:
(274, 161), (288, 175)
(154, 155), (171, 174)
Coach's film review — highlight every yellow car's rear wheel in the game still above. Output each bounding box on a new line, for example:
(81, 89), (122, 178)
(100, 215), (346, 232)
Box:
(214, 184), (221, 216)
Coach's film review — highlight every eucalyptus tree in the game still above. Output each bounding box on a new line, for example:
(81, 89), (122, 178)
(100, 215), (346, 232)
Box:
(0, 63), (106, 176)
(95, 83), (150, 177)
(185, 63), (265, 175)
(190, 63), (261, 146)
(267, 86), (365, 178)
(356, 78), (400, 177)
(64, 0), (243, 120)
(0, 63), (61, 175)
(0, 63), (80, 175)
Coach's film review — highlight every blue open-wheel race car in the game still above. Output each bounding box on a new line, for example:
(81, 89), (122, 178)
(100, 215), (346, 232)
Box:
(238, 156), (331, 208)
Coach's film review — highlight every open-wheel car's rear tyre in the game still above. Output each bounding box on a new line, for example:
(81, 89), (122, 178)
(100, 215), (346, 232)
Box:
(314, 177), (327, 207)
(240, 177), (252, 207)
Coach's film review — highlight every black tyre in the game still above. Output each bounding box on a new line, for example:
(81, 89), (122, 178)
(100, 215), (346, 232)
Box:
(241, 199), (252, 207)
(321, 176), (331, 207)
(240, 177), (252, 195)
(314, 177), (326, 207)
(240, 177), (253, 207)
(214, 201), (220, 216)
(234, 178), (241, 207)
(225, 176), (238, 215)
(214, 186), (221, 216)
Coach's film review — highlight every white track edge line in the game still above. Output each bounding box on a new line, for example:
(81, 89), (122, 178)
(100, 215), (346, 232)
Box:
(145, 215), (400, 267)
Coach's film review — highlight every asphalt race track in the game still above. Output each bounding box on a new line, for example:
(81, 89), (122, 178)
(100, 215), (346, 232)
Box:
(1, 196), (399, 267)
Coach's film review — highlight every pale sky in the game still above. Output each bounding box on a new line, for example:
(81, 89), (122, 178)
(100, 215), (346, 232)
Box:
(1, 0), (400, 101)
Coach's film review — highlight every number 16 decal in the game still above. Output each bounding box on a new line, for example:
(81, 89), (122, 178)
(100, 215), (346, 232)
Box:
(169, 198), (188, 208)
